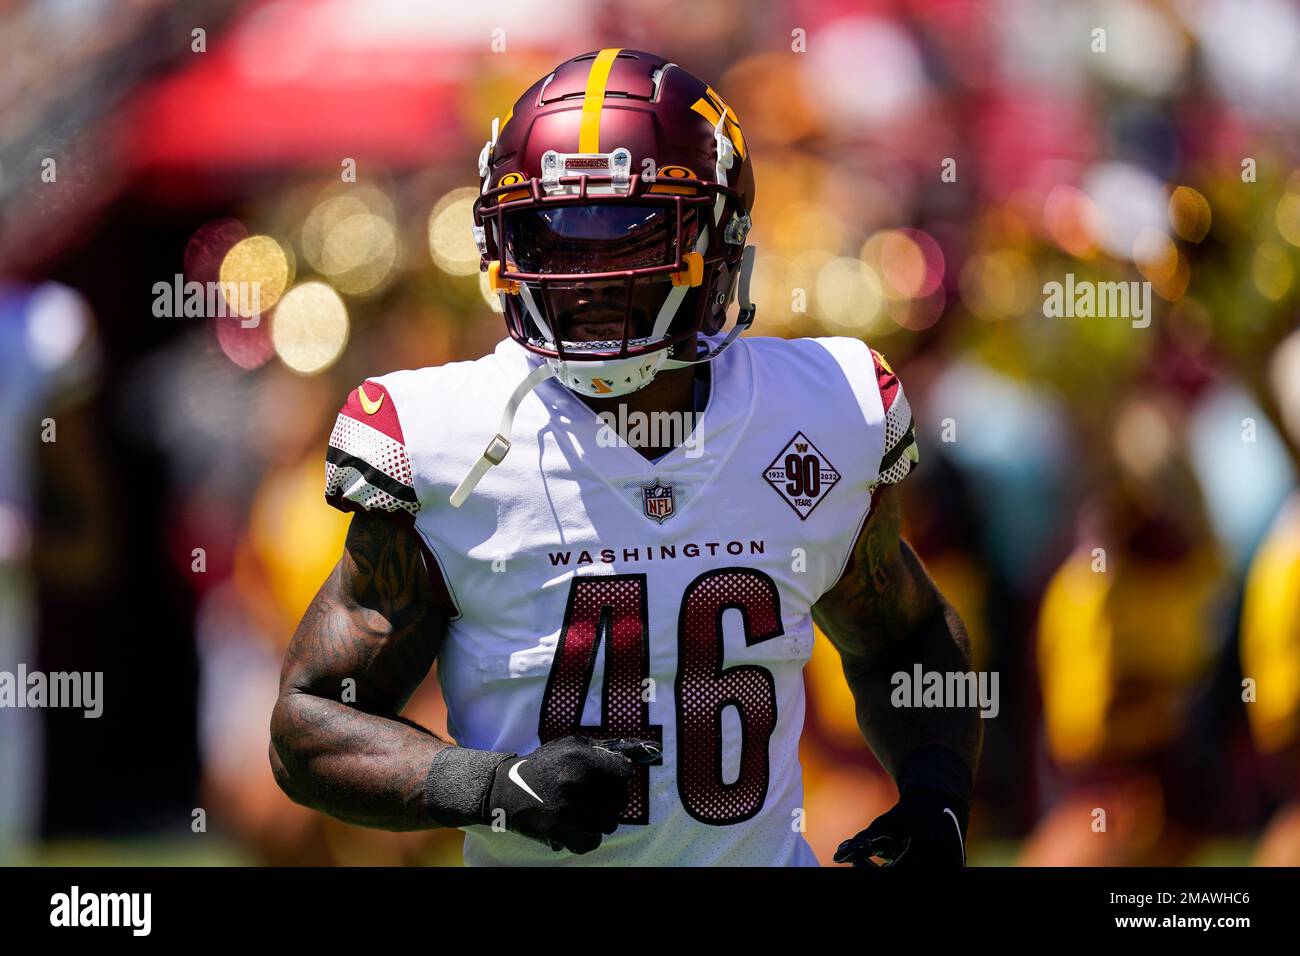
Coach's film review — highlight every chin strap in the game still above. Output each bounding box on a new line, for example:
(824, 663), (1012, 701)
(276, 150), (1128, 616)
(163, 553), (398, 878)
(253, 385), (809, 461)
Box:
(450, 361), (557, 508)
(662, 244), (757, 369)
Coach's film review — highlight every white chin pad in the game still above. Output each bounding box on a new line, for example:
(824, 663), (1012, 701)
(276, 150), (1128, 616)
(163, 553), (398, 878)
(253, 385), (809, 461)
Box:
(548, 350), (668, 398)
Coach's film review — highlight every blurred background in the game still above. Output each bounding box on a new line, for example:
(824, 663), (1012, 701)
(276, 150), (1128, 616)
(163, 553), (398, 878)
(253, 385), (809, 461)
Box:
(1, 0), (1299, 866)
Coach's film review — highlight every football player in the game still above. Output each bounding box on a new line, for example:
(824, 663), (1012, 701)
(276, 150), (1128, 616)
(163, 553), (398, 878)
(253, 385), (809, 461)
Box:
(271, 49), (981, 866)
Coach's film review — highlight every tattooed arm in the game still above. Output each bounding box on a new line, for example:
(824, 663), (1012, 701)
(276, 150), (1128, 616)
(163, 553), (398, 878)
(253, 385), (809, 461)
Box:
(813, 487), (981, 866)
(812, 487), (981, 781)
(269, 511), (454, 830)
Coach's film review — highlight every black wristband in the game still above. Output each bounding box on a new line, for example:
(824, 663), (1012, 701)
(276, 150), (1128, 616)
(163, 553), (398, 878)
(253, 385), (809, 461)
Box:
(423, 747), (515, 828)
(896, 745), (974, 813)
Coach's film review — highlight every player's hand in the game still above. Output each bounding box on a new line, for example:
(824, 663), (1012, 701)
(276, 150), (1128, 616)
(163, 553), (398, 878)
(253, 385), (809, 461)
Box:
(486, 734), (660, 854)
(834, 791), (967, 868)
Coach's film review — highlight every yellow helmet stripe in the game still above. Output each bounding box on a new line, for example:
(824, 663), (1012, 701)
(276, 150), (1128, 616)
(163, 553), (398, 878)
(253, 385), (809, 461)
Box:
(578, 48), (622, 153)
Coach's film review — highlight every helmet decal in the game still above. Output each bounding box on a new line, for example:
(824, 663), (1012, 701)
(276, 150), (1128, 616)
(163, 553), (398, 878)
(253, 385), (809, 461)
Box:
(690, 87), (746, 160)
(495, 171), (528, 204)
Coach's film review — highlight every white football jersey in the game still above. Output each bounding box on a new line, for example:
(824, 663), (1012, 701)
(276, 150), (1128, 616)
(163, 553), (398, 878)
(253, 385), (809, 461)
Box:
(325, 335), (917, 866)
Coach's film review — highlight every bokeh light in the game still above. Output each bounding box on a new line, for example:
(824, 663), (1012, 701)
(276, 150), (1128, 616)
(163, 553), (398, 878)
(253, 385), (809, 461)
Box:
(805, 16), (925, 126)
(816, 257), (883, 334)
(477, 270), (505, 313)
(1252, 242), (1294, 301)
(24, 283), (91, 371)
(1083, 162), (1169, 262)
(185, 218), (248, 285)
(1134, 227), (1188, 300)
(1169, 186), (1212, 242)
(960, 250), (1035, 321)
(270, 281), (349, 375)
(1271, 328), (1300, 445)
(862, 229), (926, 299)
(1088, 0), (1189, 95)
(428, 186), (483, 276)
(320, 213), (398, 295)
(219, 235), (293, 318)
(1275, 192), (1300, 247)
(302, 186), (400, 295)
(1043, 186), (1100, 258)
(749, 255), (797, 333)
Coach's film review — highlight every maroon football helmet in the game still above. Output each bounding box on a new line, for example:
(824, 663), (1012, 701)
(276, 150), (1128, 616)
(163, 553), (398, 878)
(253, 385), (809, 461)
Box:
(472, 48), (757, 398)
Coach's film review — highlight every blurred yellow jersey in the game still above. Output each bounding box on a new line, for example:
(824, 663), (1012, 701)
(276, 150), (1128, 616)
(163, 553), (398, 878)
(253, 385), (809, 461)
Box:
(1242, 495), (1300, 754)
(1038, 544), (1222, 765)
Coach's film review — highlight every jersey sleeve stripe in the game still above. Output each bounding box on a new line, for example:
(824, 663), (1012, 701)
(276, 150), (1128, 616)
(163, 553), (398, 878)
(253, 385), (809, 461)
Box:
(879, 419), (916, 474)
(326, 446), (419, 504)
(324, 489), (417, 525)
(872, 350), (919, 486)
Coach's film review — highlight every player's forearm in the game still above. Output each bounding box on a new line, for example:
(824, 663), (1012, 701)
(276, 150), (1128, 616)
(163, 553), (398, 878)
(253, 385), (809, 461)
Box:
(270, 690), (452, 831)
(841, 597), (981, 779)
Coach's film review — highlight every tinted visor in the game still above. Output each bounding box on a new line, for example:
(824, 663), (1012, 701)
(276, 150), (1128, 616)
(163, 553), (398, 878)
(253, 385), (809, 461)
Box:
(502, 203), (699, 275)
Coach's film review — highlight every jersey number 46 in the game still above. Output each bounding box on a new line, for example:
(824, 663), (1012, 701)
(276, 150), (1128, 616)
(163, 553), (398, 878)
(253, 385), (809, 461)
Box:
(540, 569), (783, 827)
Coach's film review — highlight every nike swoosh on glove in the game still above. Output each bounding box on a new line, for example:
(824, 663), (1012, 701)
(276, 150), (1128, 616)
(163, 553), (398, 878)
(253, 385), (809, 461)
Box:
(488, 735), (661, 855)
(834, 791), (967, 868)
(834, 746), (973, 869)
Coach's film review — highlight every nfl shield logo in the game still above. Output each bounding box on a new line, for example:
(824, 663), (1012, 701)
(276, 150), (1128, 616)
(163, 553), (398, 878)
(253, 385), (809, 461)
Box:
(642, 480), (675, 524)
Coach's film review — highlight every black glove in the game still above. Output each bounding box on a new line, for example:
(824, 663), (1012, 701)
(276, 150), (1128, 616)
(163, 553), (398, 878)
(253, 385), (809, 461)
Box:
(425, 735), (660, 855)
(835, 746), (972, 869)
